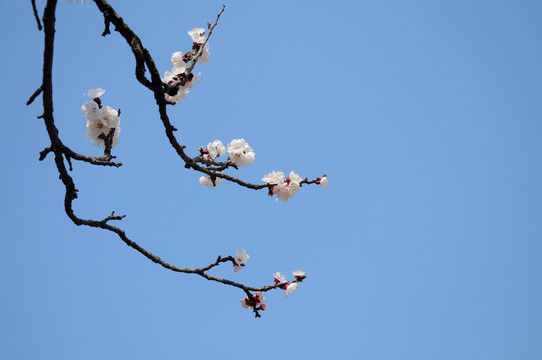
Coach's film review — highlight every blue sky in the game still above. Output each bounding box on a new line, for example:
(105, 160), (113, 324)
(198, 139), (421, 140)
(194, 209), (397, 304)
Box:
(1, 1), (541, 359)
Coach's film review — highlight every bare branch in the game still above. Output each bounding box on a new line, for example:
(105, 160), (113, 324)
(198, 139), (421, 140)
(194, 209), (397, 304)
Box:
(63, 147), (122, 167)
(100, 211), (126, 224)
(92, 0), (152, 89)
(39, 146), (52, 161)
(194, 255), (233, 273)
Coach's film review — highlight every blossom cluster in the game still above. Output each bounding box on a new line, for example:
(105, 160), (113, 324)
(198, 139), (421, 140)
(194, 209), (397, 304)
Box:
(263, 172), (328, 201)
(198, 139), (255, 187)
(202, 139), (226, 161)
(227, 139), (256, 166)
(262, 171), (303, 202)
(239, 270), (305, 312)
(81, 88), (121, 148)
(234, 248), (305, 311)
(240, 291), (267, 312)
(198, 139), (329, 200)
(187, 28), (211, 64)
(274, 270), (306, 297)
(163, 28), (210, 104)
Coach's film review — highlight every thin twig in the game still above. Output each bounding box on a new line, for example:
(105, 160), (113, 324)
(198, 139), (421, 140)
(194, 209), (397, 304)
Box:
(64, 146), (122, 167)
(185, 5), (225, 74)
(26, 84), (43, 105)
(31, 0), (43, 30)
(39, 146), (52, 161)
(101, 9), (111, 36)
(100, 211), (126, 224)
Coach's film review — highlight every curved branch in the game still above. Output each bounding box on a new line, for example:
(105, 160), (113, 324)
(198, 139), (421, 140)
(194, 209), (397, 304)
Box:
(93, 0), (151, 88)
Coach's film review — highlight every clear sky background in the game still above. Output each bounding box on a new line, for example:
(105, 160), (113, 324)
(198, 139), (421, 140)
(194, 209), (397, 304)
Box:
(1, 1), (541, 359)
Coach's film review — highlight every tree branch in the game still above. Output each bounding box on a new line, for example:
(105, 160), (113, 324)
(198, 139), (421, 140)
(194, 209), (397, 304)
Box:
(33, 0), (318, 317)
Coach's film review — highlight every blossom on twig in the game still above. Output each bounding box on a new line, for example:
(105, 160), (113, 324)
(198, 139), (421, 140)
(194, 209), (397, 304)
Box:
(263, 170), (302, 201)
(171, 52), (185, 68)
(273, 272), (286, 285)
(285, 283), (298, 297)
(188, 27), (206, 43)
(292, 270), (306, 280)
(233, 248), (250, 272)
(203, 140), (226, 160)
(199, 174), (221, 187)
(240, 291), (266, 311)
(317, 175), (328, 188)
(81, 88), (121, 148)
(163, 66), (200, 104)
(85, 87), (105, 100)
(228, 139), (255, 166)
(163, 26), (212, 104)
(187, 27), (211, 64)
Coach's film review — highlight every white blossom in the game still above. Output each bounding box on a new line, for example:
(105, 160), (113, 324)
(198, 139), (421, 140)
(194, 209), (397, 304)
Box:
(274, 184), (292, 201)
(283, 170), (302, 198)
(204, 140), (226, 160)
(285, 283), (298, 297)
(273, 272), (286, 284)
(197, 43), (211, 64)
(164, 26), (211, 104)
(262, 171), (284, 185)
(318, 176), (328, 188)
(85, 88), (105, 99)
(288, 171), (303, 185)
(100, 106), (120, 128)
(165, 87), (189, 104)
(227, 138), (255, 166)
(162, 69), (200, 104)
(233, 248), (250, 272)
(86, 119), (120, 148)
(171, 52), (185, 68)
(82, 89), (121, 148)
(263, 170), (302, 201)
(81, 100), (99, 119)
(199, 174), (221, 187)
(188, 27), (206, 44)
(292, 270), (305, 279)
